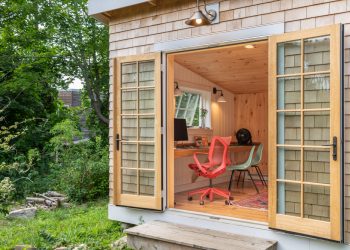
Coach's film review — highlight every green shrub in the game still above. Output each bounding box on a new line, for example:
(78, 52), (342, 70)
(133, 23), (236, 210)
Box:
(50, 136), (109, 202)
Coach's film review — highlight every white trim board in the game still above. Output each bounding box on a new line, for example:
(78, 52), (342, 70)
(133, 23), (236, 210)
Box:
(88, 0), (148, 15)
(109, 205), (350, 250)
(155, 23), (284, 52)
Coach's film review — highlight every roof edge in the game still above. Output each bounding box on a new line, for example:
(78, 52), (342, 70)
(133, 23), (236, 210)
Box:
(88, 0), (149, 16)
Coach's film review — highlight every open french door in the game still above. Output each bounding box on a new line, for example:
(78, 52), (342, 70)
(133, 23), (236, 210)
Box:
(268, 24), (342, 240)
(113, 53), (162, 210)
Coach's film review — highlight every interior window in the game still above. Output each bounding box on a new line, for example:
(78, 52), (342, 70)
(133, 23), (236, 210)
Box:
(175, 92), (200, 126)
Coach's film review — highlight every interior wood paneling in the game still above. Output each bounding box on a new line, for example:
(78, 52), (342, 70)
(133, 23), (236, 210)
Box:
(174, 62), (235, 137)
(174, 41), (268, 94)
(233, 92), (268, 175)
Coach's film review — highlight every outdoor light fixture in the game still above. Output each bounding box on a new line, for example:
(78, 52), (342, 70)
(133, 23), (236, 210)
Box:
(174, 82), (183, 97)
(213, 87), (226, 103)
(244, 44), (255, 49)
(185, 0), (217, 27)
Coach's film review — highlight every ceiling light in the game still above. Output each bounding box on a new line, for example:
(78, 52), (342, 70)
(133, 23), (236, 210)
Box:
(174, 82), (183, 97)
(185, 0), (217, 27)
(213, 87), (227, 103)
(244, 44), (255, 49)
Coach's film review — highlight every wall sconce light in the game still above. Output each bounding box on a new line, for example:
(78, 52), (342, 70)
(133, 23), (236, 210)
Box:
(174, 82), (183, 97)
(185, 0), (218, 27)
(213, 87), (226, 103)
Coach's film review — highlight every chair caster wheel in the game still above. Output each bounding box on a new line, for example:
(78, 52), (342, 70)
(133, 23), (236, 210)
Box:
(200, 201), (204, 205)
(225, 200), (233, 205)
(206, 194), (210, 199)
(229, 196), (234, 201)
(188, 197), (193, 201)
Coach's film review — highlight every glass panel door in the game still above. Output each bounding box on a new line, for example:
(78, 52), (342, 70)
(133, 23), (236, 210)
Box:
(115, 53), (162, 210)
(269, 25), (341, 240)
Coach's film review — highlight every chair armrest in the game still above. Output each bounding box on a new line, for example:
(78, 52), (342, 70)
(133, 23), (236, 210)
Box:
(193, 153), (209, 174)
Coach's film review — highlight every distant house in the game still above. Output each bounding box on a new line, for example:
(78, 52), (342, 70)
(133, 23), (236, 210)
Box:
(58, 89), (81, 108)
(88, 1), (350, 249)
(58, 89), (90, 141)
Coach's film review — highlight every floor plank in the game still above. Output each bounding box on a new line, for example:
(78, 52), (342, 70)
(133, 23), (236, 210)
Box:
(174, 182), (268, 222)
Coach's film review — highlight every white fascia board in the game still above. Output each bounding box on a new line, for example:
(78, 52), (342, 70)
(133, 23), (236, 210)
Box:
(88, 0), (148, 15)
(155, 23), (284, 52)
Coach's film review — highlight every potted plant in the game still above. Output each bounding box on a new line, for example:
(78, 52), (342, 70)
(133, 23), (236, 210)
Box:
(200, 107), (208, 128)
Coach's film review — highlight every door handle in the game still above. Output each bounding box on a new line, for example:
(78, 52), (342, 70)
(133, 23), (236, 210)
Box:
(116, 134), (128, 151)
(322, 136), (337, 161)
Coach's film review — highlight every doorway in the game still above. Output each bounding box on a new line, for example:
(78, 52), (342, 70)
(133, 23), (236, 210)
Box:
(167, 40), (269, 222)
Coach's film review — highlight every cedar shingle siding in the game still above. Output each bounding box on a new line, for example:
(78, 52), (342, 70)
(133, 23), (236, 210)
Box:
(106, 0), (350, 242)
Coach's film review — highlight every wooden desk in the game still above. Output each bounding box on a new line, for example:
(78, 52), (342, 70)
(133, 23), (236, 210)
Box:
(174, 144), (258, 159)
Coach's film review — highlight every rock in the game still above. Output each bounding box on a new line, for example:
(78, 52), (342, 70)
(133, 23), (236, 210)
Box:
(61, 202), (71, 208)
(54, 247), (68, 250)
(73, 244), (87, 250)
(14, 245), (36, 250)
(120, 222), (134, 230)
(111, 236), (127, 250)
(8, 207), (37, 219)
(44, 191), (65, 197)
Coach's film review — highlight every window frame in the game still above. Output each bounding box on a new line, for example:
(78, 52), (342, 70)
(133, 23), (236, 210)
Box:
(175, 86), (211, 128)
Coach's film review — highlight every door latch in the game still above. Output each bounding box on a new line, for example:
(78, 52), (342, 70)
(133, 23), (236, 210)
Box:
(116, 134), (128, 151)
(322, 136), (337, 161)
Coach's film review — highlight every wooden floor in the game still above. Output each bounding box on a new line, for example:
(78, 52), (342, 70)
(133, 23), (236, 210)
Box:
(174, 182), (268, 222)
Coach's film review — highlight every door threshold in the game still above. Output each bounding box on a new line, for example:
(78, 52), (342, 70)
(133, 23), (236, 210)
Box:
(168, 207), (268, 228)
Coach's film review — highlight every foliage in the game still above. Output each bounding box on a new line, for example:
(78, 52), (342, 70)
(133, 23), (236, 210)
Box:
(0, 177), (15, 214)
(0, 0), (110, 209)
(0, 103), (42, 213)
(0, 200), (125, 250)
(200, 108), (208, 119)
(52, 1), (110, 126)
(49, 136), (109, 203)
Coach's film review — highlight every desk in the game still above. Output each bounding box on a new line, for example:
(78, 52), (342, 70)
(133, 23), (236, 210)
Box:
(174, 143), (259, 159)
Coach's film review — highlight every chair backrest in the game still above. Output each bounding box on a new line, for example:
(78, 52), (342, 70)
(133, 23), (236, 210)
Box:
(251, 143), (263, 166)
(238, 145), (256, 170)
(208, 136), (231, 167)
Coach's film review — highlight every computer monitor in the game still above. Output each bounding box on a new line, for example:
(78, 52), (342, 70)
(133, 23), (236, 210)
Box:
(174, 118), (188, 141)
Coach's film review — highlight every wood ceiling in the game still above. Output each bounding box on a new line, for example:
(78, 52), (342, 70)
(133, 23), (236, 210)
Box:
(174, 41), (268, 94)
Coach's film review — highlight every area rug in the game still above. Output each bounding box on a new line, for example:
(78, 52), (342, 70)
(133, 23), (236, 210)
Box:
(233, 191), (268, 210)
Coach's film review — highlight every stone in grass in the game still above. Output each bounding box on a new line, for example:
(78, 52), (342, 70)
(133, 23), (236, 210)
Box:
(54, 247), (68, 250)
(8, 207), (37, 219)
(14, 245), (37, 250)
(72, 244), (87, 250)
(111, 236), (127, 250)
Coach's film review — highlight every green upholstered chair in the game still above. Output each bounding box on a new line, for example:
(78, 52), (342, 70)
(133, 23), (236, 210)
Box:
(250, 144), (267, 187)
(227, 146), (259, 193)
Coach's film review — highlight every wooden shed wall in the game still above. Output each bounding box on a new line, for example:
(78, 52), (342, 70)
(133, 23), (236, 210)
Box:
(107, 0), (350, 242)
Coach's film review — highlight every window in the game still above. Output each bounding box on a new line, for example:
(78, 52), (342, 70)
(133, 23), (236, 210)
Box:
(175, 88), (211, 128)
(175, 92), (200, 126)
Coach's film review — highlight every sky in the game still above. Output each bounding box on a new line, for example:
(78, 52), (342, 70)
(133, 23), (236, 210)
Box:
(69, 78), (83, 90)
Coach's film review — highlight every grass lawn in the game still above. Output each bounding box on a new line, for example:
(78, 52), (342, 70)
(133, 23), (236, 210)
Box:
(0, 200), (125, 250)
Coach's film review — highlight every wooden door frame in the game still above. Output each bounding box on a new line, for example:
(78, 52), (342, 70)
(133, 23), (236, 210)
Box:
(113, 53), (162, 210)
(268, 24), (342, 241)
(166, 40), (269, 210)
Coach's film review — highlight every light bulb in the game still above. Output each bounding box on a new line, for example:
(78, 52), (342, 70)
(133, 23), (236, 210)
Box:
(244, 44), (255, 49)
(195, 18), (203, 24)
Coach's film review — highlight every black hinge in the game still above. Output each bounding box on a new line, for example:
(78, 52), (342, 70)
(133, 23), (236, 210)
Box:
(322, 136), (337, 161)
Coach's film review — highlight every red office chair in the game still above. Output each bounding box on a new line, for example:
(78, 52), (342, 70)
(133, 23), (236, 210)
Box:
(187, 136), (232, 205)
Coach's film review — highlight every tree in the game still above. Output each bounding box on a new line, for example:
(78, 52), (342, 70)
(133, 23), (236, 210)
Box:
(0, 0), (110, 127)
(51, 1), (110, 126)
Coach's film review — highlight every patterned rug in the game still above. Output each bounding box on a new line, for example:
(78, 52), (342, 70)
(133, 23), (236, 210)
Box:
(233, 191), (268, 210)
